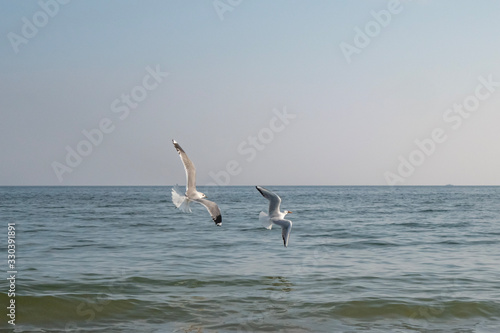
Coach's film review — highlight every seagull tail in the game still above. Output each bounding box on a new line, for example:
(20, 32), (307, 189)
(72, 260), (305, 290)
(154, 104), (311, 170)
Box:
(171, 185), (191, 213)
(259, 211), (273, 230)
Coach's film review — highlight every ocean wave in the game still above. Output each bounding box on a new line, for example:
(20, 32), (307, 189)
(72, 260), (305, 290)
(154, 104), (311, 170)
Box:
(4, 292), (499, 332)
(417, 209), (451, 213)
(294, 298), (500, 320)
(0, 293), (187, 327)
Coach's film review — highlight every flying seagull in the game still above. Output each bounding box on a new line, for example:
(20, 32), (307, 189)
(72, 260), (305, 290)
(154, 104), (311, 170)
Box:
(171, 140), (222, 226)
(256, 186), (293, 247)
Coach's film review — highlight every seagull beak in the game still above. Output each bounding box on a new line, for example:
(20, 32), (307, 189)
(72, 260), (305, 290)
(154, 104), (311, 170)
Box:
(288, 211), (293, 214)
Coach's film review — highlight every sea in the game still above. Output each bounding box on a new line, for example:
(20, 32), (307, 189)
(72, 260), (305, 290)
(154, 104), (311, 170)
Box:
(1, 186), (499, 333)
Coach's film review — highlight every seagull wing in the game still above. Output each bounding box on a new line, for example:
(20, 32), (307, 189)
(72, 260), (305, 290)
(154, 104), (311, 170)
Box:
(172, 140), (197, 195)
(256, 186), (281, 216)
(195, 198), (222, 226)
(273, 219), (292, 247)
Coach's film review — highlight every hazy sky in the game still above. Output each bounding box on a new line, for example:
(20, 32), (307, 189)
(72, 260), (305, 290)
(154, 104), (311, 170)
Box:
(2, 0), (500, 186)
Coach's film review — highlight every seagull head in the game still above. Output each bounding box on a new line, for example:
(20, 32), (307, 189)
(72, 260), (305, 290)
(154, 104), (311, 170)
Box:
(285, 210), (292, 215)
(200, 192), (207, 198)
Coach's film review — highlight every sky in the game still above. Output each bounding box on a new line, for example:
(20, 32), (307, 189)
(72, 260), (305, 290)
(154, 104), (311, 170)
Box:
(1, 0), (500, 186)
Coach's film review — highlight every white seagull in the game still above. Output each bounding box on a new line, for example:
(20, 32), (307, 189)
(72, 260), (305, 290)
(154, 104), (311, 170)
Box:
(171, 140), (222, 226)
(256, 186), (293, 247)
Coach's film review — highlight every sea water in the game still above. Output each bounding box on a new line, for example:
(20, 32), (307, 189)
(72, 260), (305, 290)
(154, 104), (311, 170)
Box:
(1, 186), (499, 332)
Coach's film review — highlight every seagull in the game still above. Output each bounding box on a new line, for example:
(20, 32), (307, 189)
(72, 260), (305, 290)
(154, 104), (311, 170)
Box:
(256, 186), (293, 247)
(171, 140), (222, 226)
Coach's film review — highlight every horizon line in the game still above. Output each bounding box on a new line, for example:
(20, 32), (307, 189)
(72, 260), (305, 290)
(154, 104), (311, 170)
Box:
(1, 184), (500, 187)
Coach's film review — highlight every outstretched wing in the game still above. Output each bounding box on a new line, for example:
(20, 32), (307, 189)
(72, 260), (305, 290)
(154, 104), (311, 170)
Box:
(273, 219), (292, 247)
(195, 198), (222, 226)
(256, 186), (281, 216)
(172, 140), (197, 195)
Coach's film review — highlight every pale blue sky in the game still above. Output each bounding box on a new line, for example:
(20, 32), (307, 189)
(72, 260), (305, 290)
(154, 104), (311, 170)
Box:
(1, 0), (500, 185)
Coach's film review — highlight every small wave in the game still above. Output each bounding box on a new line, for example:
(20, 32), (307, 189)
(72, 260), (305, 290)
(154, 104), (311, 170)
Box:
(341, 239), (400, 248)
(0, 293), (193, 327)
(0, 293), (139, 323)
(417, 209), (450, 213)
(298, 298), (500, 320)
